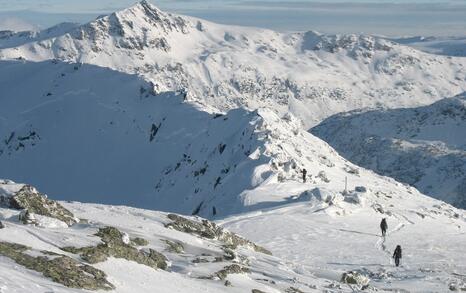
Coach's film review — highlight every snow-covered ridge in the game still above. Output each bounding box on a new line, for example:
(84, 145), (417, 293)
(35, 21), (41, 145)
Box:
(0, 22), (79, 49)
(0, 1), (465, 127)
(312, 92), (466, 208)
(0, 59), (454, 219)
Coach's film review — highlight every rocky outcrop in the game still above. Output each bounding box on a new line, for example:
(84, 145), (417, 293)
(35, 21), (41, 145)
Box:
(165, 214), (271, 255)
(212, 264), (250, 280)
(0, 241), (114, 291)
(164, 239), (184, 253)
(1, 184), (77, 226)
(62, 226), (167, 270)
(341, 270), (370, 289)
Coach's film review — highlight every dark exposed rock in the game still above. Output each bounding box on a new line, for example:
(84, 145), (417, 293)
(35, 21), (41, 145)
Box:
(18, 209), (37, 225)
(192, 257), (210, 263)
(164, 239), (184, 253)
(285, 287), (305, 293)
(131, 237), (149, 246)
(252, 289), (267, 293)
(62, 226), (167, 270)
(0, 221), (4, 229)
(0, 241), (114, 291)
(166, 214), (271, 255)
(214, 264), (250, 280)
(149, 123), (161, 142)
(1, 185), (77, 226)
(341, 271), (370, 288)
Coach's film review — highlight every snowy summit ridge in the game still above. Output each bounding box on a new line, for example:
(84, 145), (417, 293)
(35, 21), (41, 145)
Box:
(0, 1), (465, 127)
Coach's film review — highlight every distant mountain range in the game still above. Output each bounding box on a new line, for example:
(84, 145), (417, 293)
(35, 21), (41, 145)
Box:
(0, 1), (464, 128)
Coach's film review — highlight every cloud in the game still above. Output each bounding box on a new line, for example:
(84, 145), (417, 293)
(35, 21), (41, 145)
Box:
(0, 16), (38, 31)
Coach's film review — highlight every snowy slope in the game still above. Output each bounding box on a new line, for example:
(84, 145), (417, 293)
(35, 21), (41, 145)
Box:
(1, 1), (465, 127)
(1, 173), (465, 293)
(222, 182), (466, 292)
(312, 92), (466, 208)
(0, 180), (336, 293)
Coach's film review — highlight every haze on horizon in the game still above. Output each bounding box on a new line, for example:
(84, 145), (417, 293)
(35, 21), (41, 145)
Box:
(0, 0), (465, 37)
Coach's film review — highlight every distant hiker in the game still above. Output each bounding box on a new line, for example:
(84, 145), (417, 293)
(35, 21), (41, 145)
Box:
(380, 218), (388, 237)
(393, 245), (402, 267)
(212, 206), (217, 216)
(302, 168), (307, 183)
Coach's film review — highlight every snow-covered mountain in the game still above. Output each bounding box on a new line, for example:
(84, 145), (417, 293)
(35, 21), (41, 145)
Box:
(0, 58), (422, 218)
(1, 1), (465, 127)
(312, 92), (466, 208)
(391, 35), (466, 57)
(0, 22), (79, 49)
(1, 3), (466, 291)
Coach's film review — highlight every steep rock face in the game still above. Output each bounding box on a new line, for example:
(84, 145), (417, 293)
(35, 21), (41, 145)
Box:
(312, 92), (466, 208)
(0, 2), (465, 127)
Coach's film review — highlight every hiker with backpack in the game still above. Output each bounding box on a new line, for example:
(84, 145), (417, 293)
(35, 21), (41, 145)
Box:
(393, 245), (402, 267)
(380, 218), (388, 237)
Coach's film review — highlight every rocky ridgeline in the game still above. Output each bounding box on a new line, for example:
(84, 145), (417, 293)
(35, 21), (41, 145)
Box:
(302, 31), (393, 60)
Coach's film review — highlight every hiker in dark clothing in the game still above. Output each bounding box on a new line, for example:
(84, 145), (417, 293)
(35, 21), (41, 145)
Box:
(302, 168), (307, 183)
(380, 218), (388, 237)
(393, 245), (402, 267)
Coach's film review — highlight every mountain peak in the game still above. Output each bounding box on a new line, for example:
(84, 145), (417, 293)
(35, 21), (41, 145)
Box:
(132, 0), (163, 14)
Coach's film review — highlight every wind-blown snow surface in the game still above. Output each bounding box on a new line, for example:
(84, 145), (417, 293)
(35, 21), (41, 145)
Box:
(312, 93), (466, 209)
(0, 1), (465, 127)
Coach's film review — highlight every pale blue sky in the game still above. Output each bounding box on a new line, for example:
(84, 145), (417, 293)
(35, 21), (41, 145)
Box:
(0, 0), (465, 36)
